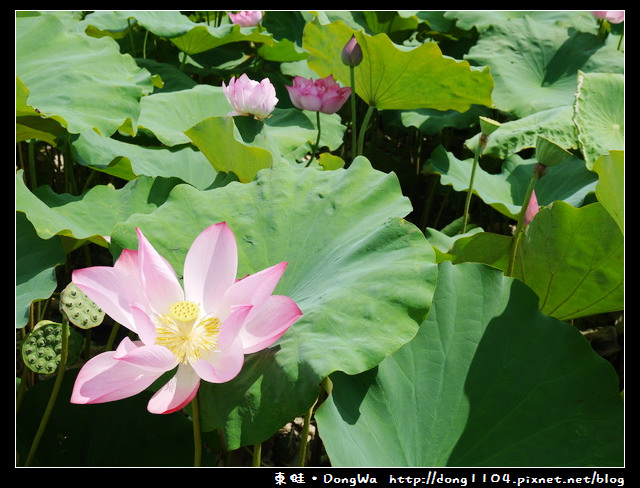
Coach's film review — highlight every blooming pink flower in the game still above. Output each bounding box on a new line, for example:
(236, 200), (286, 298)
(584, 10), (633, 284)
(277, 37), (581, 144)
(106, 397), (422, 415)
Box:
(222, 74), (278, 120)
(70, 222), (302, 414)
(524, 189), (540, 227)
(592, 11), (625, 24)
(229, 10), (263, 27)
(286, 75), (351, 114)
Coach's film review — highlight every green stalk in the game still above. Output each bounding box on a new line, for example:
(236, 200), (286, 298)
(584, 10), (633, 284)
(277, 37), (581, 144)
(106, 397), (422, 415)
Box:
(349, 65), (357, 161)
(252, 443), (262, 467)
(27, 140), (37, 189)
(16, 357), (30, 413)
(126, 18), (136, 55)
(105, 322), (121, 351)
(461, 135), (486, 234)
(306, 111), (322, 167)
(142, 30), (149, 59)
(24, 319), (69, 467)
(357, 105), (375, 157)
(461, 150), (480, 233)
(506, 168), (540, 277)
(297, 398), (318, 466)
(192, 393), (202, 467)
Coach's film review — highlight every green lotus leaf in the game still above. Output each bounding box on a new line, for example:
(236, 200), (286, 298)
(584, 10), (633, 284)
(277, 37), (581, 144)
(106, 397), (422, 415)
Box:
(83, 11), (274, 55)
(303, 20), (493, 111)
(535, 135), (572, 167)
(428, 146), (597, 220)
(15, 212), (65, 328)
(574, 71), (624, 169)
(137, 85), (233, 146)
(71, 130), (217, 189)
(316, 262), (623, 466)
(186, 109), (347, 181)
(465, 14), (623, 117)
(16, 14), (153, 137)
(514, 201), (623, 320)
(185, 116), (275, 183)
(446, 10), (598, 33)
(466, 106), (577, 159)
(16, 170), (179, 246)
(110, 158), (437, 449)
(593, 150), (624, 234)
(399, 105), (492, 136)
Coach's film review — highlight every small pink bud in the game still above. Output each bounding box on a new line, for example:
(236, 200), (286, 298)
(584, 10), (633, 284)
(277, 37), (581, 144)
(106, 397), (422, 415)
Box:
(524, 190), (540, 227)
(341, 34), (363, 67)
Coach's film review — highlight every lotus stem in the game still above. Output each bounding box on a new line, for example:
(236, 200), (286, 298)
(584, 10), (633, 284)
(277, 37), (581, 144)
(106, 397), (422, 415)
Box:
(24, 319), (69, 466)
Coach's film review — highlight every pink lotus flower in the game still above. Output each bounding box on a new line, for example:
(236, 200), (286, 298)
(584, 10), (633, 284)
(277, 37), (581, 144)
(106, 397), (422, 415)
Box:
(592, 11), (625, 24)
(229, 10), (263, 27)
(70, 222), (302, 414)
(222, 74), (278, 120)
(286, 75), (351, 114)
(524, 189), (540, 227)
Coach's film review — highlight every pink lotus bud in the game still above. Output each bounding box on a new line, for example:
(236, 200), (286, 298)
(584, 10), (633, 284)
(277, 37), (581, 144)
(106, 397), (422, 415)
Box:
(222, 73), (278, 121)
(229, 10), (263, 27)
(286, 75), (351, 114)
(524, 189), (540, 227)
(341, 34), (363, 67)
(592, 11), (625, 24)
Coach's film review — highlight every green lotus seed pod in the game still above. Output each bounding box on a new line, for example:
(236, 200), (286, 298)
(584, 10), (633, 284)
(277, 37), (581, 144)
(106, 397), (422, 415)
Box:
(21, 321), (63, 375)
(60, 283), (105, 329)
(21, 320), (84, 374)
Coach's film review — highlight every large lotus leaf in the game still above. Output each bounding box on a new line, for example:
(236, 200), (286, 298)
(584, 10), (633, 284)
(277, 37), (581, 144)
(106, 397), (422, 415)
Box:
(445, 10), (599, 33)
(594, 151), (624, 234)
(398, 105), (493, 136)
(15, 171), (179, 246)
(448, 232), (513, 272)
(303, 20), (493, 111)
(262, 108), (347, 161)
(574, 71), (624, 169)
(424, 226), (485, 264)
(16, 212), (65, 328)
(83, 10), (274, 55)
(185, 117), (275, 183)
(71, 130), (216, 189)
(428, 145), (597, 220)
(16, 77), (66, 145)
(109, 158), (437, 449)
(83, 10), (193, 38)
(16, 14), (153, 137)
(315, 261), (623, 467)
(257, 11), (309, 62)
(466, 106), (578, 159)
(465, 15), (623, 117)
(169, 21), (274, 55)
(137, 85), (233, 146)
(513, 201), (623, 320)
(186, 109), (347, 182)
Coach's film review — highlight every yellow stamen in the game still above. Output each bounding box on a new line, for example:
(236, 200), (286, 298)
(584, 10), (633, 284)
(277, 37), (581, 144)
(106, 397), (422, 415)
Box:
(155, 301), (221, 364)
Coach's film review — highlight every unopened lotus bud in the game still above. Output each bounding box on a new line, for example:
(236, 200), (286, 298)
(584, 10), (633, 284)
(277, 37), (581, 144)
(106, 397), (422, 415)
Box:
(341, 34), (363, 67)
(524, 189), (540, 227)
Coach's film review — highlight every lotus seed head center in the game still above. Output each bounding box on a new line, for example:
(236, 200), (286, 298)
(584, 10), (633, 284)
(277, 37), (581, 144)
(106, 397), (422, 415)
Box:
(170, 301), (200, 322)
(155, 300), (220, 364)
